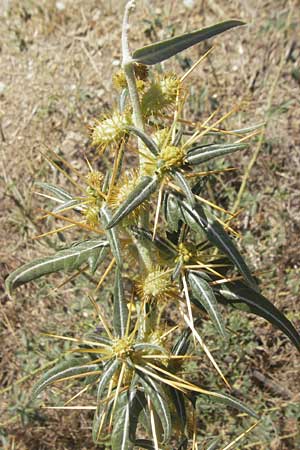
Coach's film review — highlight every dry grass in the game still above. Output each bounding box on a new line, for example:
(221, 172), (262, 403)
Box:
(1, 0), (299, 449)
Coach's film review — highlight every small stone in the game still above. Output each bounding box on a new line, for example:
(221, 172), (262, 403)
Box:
(183, 0), (195, 8)
(0, 82), (6, 95)
(56, 1), (65, 11)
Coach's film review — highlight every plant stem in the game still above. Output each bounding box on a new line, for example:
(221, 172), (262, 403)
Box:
(121, 1), (152, 270)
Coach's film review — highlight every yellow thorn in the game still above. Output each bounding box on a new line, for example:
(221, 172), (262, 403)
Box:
(180, 47), (214, 83)
(94, 257), (116, 293)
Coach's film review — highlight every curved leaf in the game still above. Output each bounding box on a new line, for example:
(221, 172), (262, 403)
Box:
(188, 271), (226, 337)
(133, 342), (168, 355)
(206, 391), (259, 419)
(171, 169), (195, 207)
(100, 206), (123, 268)
(111, 391), (133, 450)
(132, 20), (245, 65)
(171, 326), (192, 356)
(169, 387), (187, 431)
(33, 358), (100, 398)
(35, 181), (73, 202)
(106, 176), (159, 229)
(216, 283), (300, 351)
(131, 226), (177, 259)
(126, 125), (159, 156)
(113, 268), (128, 338)
(134, 439), (162, 450)
(97, 359), (119, 403)
(163, 192), (183, 231)
(186, 142), (247, 165)
(138, 373), (172, 444)
(6, 239), (109, 293)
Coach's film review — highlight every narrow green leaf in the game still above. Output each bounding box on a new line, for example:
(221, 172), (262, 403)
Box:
(35, 181), (73, 202)
(133, 342), (168, 355)
(177, 198), (258, 291)
(169, 387), (187, 431)
(204, 218), (258, 292)
(131, 226), (177, 259)
(100, 206), (123, 268)
(206, 391), (259, 419)
(6, 239), (109, 293)
(33, 358), (99, 398)
(188, 271), (226, 337)
(171, 169), (195, 207)
(132, 20), (245, 65)
(89, 245), (110, 274)
(106, 176), (159, 229)
(53, 199), (83, 215)
(206, 438), (220, 450)
(171, 327), (192, 356)
(111, 391), (133, 450)
(128, 387), (148, 442)
(217, 283), (300, 351)
(134, 440), (162, 450)
(113, 268), (128, 338)
(97, 359), (119, 403)
(164, 192), (182, 231)
(138, 373), (172, 443)
(186, 142), (247, 165)
(126, 125), (159, 156)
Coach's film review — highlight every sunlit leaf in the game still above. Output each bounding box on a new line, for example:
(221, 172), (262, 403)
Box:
(113, 268), (128, 338)
(188, 271), (226, 337)
(186, 142), (247, 165)
(132, 20), (245, 65)
(6, 239), (109, 293)
(106, 176), (159, 229)
(100, 206), (123, 268)
(126, 125), (159, 156)
(35, 181), (73, 202)
(97, 359), (119, 403)
(111, 391), (133, 450)
(216, 282), (300, 351)
(171, 169), (195, 207)
(196, 391), (258, 419)
(138, 373), (172, 443)
(33, 358), (100, 398)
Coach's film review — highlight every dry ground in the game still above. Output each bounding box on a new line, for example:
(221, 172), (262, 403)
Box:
(0, 0), (299, 449)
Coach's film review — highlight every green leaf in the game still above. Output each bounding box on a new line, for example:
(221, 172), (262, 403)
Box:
(134, 440), (162, 450)
(186, 142), (247, 165)
(100, 206), (123, 268)
(138, 373), (172, 444)
(204, 217), (258, 291)
(133, 342), (168, 355)
(177, 198), (258, 291)
(106, 176), (159, 229)
(205, 391), (259, 419)
(217, 283), (300, 351)
(97, 359), (119, 403)
(206, 438), (220, 450)
(171, 169), (195, 207)
(164, 192), (182, 231)
(126, 125), (159, 156)
(113, 268), (128, 338)
(111, 391), (133, 450)
(6, 239), (109, 293)
(89, 245), (110, 274)
(33, 358), (100, 398)
(132, 20), (245, 65)
(128, 387), (148, 442)
(169, 387), (187, 431)
(35, 181), (73, 202)
(188, 271), (226, 337)
(171, 327), (191, 356)
(131, 226), (177, 260)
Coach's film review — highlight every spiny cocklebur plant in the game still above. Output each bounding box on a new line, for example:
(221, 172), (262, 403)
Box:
(6, 1), (300, 449)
